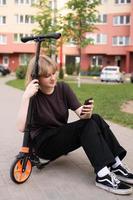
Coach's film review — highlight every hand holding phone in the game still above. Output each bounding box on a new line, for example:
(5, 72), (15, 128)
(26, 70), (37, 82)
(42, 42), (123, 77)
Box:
(80, 97), (93, 116)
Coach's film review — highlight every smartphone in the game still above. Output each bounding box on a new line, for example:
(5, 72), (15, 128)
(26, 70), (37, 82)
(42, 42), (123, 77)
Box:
(84, 97), (93, 105)
(80, 97), (93, 116)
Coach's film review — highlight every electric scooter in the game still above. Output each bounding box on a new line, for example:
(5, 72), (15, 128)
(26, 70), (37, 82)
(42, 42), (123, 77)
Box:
(10, 33), (61, 184)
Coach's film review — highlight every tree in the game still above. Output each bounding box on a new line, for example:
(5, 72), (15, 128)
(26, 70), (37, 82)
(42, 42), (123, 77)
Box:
(32, 0), (59, 57)
(60, 0), (100, 86)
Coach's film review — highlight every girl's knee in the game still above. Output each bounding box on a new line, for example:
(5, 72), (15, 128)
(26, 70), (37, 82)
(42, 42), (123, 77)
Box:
(92, 114), (109, 129)
(91, 113), (102, 121)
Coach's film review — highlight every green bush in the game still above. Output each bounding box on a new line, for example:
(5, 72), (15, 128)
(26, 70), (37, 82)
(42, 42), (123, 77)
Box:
(16, 65), (27, 79)
(88, 66), (101, 76)
(66, 63), (75, 75)
(58, 68), (64, 79)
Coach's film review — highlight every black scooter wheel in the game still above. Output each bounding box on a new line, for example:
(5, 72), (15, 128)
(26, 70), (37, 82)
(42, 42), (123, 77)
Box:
(10, 157), (32, 184)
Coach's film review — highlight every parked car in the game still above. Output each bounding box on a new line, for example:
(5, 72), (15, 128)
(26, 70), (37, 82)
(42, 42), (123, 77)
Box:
(0, 65), (10, 76)
(131, 72), (133, 83)
(100, 66), (124, 83)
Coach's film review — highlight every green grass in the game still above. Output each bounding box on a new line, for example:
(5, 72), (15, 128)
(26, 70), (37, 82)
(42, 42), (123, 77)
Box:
(6, 79), (133, 129)
(7, 79), (25, 90)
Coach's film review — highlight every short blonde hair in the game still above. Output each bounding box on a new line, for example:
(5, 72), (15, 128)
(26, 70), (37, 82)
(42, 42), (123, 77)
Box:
(25, 55), (58, 86)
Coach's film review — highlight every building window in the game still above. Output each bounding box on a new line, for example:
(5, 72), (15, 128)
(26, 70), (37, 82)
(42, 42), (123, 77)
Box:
(20, 15), (24, 23)
(86, 33), (107, 44)
(14, 33), (33, 42)
(99, 0), (108, 4)
(14, 0), (36, 5)
(115, 0), (131, 4)
(86, 33), (96, 44)
(19, 54), (31, 66)
(112, 36), (129, 46)
(14, 33), (18, 42)
(30, 15), (34, 23)
(0, 16), (6, 24)
(31, 0), (36, 4)
(25, 15), (29, 23)
(113, 15), (130, 25)
(3, 56), (9, 67)
(0, 34), (7, 44)
(96, 34), (107, 44)
(92, 56), (103, 67)
(0, 0), (6, 5)
(26, 0), (29, 4)
(97, 14), (107, 23)
(14, 14), (35, 24)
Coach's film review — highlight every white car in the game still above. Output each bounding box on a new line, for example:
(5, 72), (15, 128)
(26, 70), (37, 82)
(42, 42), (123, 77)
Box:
(100, 66), (124, 83)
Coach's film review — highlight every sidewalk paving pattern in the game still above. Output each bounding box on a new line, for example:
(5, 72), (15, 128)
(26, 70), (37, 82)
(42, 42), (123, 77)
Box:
(0, 75), (133, 200)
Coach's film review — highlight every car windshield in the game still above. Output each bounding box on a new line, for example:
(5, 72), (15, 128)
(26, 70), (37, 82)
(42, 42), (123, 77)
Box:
(104, 68), (117, 71)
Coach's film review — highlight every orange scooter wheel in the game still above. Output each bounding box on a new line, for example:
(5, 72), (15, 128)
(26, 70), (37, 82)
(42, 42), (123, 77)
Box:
(10, 158), (32, 184)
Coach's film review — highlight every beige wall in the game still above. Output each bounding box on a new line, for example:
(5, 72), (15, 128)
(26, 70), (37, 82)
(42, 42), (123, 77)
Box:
(98, 1), (131, 13)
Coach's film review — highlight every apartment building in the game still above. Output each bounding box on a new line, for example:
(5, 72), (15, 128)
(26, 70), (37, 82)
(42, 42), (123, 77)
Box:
(0, 0), (38, 71)
(0, 0), (68, 71)
(87, 0), (133, 73)
(0, 0), (133, 73)
(64, 0), (133, 73)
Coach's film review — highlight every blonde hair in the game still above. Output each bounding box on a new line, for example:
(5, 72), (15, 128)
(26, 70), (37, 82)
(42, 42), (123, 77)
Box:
(25, 55), (58, 86)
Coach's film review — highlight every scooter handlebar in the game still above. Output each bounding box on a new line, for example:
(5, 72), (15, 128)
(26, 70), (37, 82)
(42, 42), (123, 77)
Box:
(21, 32), (61, 43)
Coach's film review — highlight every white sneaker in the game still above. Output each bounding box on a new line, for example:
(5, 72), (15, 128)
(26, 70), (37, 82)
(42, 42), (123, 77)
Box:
(96, 172), (132, 195)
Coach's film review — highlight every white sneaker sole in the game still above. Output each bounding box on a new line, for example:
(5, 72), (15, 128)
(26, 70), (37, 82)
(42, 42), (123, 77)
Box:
(39, 158), (50, 165)
(96, 182), (133, 195)
(117, 175), (133, 184)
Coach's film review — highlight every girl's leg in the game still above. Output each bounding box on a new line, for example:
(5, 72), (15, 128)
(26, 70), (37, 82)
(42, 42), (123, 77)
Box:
(33, 122), (81, 160)
(91, 114), (127, 161)
(34, 119), (116, 173)
(33, 118), (132, 195)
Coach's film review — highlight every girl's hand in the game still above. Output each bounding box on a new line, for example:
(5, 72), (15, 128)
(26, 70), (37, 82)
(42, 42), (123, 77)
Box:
(23, 79), (39, 99)
(80, 99), (94, 119)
